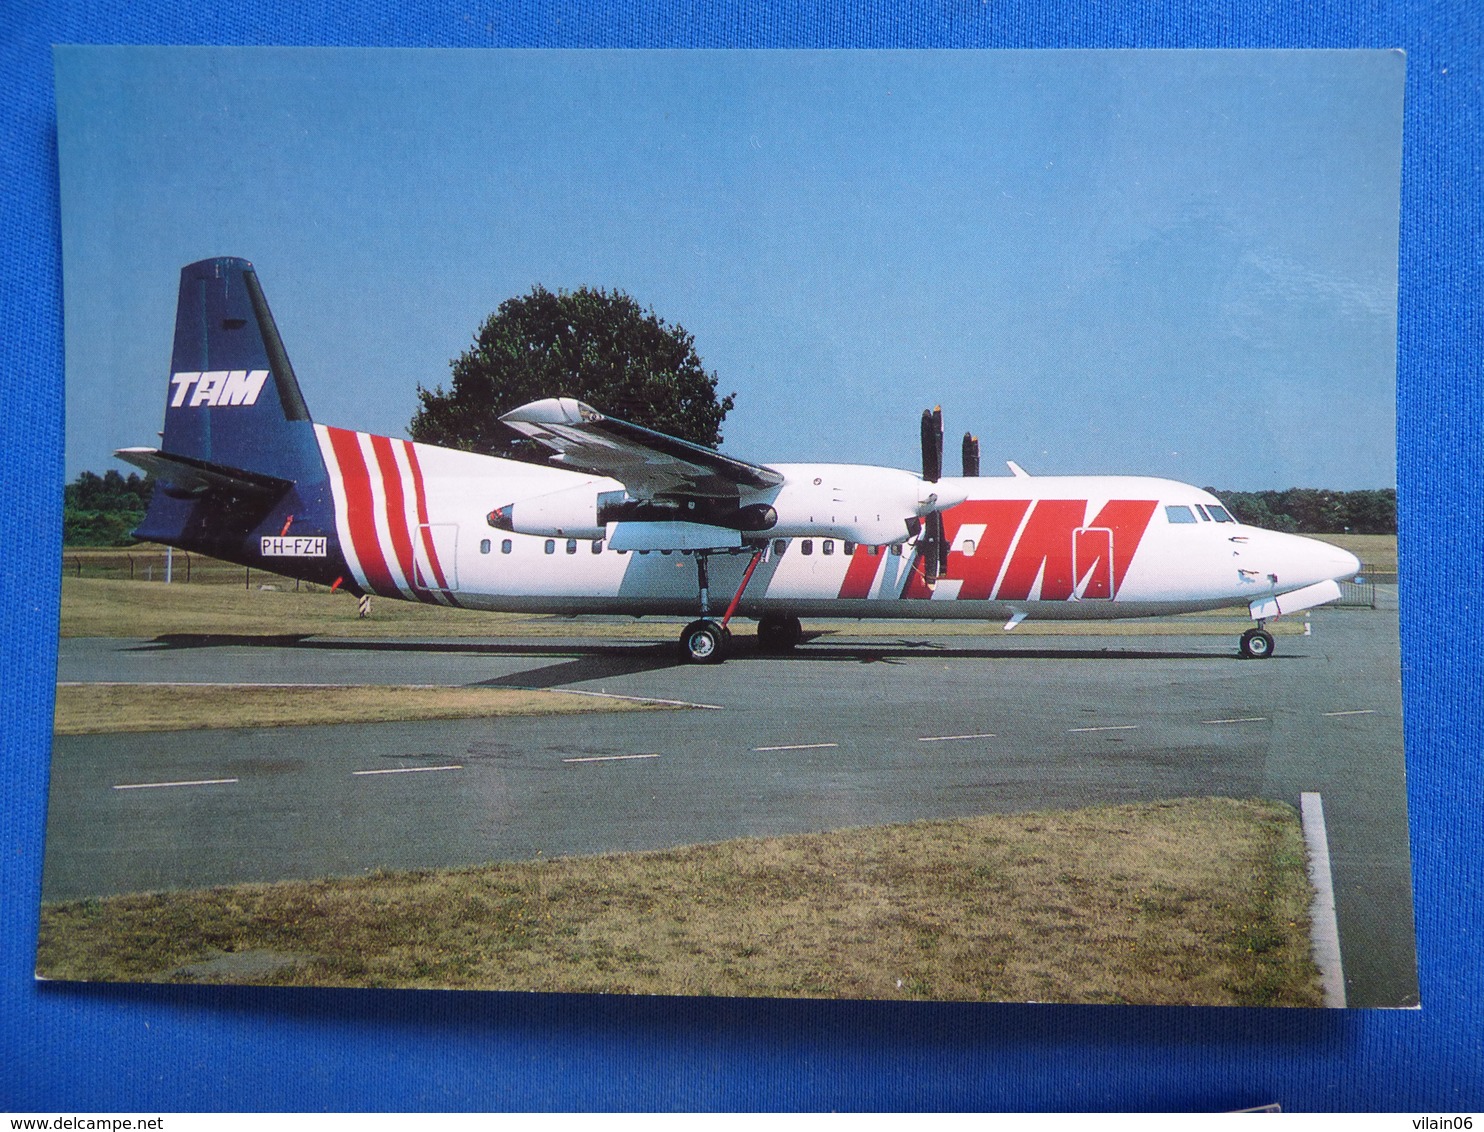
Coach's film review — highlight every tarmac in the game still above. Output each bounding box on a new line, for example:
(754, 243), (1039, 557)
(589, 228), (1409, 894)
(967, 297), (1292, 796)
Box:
(43, 594), (1416, 1007)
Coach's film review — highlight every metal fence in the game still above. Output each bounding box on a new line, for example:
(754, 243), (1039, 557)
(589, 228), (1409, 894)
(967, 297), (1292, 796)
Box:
(61, 547), (321, 590)
(1335, 564), (1396, 609)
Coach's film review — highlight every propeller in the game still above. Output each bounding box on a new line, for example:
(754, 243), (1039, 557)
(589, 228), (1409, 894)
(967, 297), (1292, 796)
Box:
(962, 432), (980, 477)
(920, 407), (944, 484)
(918, 407), (947, 584)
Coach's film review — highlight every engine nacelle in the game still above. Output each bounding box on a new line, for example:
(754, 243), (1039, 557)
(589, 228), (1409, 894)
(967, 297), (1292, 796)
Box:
(487, 484), (605, 540)
(761, 465), (970, 545)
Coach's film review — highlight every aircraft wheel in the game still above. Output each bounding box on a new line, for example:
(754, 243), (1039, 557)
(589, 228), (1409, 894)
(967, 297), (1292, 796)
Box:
(757, 613), (802, 653)
(1239, 628), (1276, 659)
(680, 619), (728, 664)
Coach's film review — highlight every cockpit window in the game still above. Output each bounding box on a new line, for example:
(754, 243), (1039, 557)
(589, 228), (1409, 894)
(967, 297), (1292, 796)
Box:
(1207, 504), (1235, 523)
(1165, 505), (1198, 524)
(1194, 504), (1211, 521)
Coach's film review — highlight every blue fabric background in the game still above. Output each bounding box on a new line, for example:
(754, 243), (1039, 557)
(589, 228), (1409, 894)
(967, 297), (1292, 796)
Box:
(4, 2), (1479, 1112)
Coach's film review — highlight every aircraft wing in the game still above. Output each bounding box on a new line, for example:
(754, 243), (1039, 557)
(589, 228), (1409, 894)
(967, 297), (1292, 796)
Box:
(500, 397), (784, 500)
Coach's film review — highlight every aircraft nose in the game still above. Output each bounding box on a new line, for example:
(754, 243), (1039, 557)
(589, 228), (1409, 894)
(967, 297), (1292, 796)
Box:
(1331, 546), (1362, 581)
(1304, 539), (1361, 583)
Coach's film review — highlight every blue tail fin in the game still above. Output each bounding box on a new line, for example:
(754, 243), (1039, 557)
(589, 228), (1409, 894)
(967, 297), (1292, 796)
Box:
(120, 258), (345, 581)
(158, 256), (322, 482)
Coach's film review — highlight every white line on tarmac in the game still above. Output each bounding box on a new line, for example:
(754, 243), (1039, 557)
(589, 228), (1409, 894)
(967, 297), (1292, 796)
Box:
(917, 733), (996, 742)
(1201, 717), (1269, 725)
(1066, 725), (1138, 734)
(753, 743), (839, 752)
(1300, 792), (1347, 1008)
(519, 688), (724, 711)
(1323, 709), (1376, 717)
(561, 753), (661, 764)
(113, 777), (239, 791)
(351, 765), (463, 776)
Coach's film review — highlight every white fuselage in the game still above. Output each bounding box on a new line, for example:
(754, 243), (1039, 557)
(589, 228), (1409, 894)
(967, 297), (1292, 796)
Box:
(312, 426), (1361, 622)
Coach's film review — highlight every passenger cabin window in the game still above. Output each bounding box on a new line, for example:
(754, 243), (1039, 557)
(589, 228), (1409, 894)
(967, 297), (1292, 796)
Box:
(822, 539), (835, 555)
(479, 539), (491, 554)
(801, 540), (814, 555)
(501, 539), (512, 554)
(566, 539), (577, 554)
(843, 541), (855, 555)
(592, 540), (604, 554)
(1207, 505), (1235, 523)
(544, 539), (555, 554)
(1165, 505), (1198, 524)
(773, 539), (788, 556)
(890, 545), (902, 557)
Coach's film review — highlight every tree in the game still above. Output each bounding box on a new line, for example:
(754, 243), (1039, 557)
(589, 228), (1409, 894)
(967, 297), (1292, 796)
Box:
(410, 285), (735, 460)
(63, 469), (154, 546)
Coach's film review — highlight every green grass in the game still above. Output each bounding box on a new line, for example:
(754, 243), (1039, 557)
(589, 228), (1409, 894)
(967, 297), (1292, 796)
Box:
(37, 796), (1321, 1006)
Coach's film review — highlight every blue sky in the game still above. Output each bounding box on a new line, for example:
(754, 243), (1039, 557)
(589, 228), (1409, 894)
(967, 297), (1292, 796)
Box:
(56, 48), (1404, 488)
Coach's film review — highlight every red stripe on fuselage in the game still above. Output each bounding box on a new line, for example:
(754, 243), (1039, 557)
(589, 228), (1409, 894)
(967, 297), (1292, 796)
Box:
(402, 440), (459, 605)
(905, 497), (1157, 602)
(369, 434), (419, 596)
(996, 499), (1087, 601)
(324, 427), (397, 597)
(837, 545), (884, 599)
(1087, 499), (1158, 595)
(944, 499), (1031, 600)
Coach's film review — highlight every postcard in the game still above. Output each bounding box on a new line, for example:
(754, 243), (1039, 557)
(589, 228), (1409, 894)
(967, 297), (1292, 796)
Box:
(42, 47), (1413, 1006)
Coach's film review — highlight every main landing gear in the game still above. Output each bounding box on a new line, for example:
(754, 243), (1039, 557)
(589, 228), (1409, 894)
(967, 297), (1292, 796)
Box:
(1239, 625), (1276, 659)
(678, 547), (767, 664)
(756, 612), (804, 653)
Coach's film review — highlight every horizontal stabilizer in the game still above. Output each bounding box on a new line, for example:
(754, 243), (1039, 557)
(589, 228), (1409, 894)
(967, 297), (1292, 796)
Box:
(115, 447), (294, 500)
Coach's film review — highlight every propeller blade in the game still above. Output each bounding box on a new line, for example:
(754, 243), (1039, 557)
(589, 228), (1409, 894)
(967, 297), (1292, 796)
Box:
(962, 432), (980, 477)
(918, 510), (947, 585)
(920, 406), (943, 483)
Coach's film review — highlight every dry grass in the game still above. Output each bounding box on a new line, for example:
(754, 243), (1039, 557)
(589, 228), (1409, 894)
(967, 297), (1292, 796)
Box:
(1312, 533), (1398, 573)
(53, 682), (662, 735)
(37, 797), (1320, 1006)
(59, 577), (537, 639)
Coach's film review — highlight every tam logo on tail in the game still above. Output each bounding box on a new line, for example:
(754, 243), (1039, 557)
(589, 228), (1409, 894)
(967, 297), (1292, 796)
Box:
(170, 370), (270, 408)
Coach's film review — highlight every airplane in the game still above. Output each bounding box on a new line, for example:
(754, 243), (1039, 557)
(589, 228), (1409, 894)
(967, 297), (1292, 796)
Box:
(115, 257), (1363, 665)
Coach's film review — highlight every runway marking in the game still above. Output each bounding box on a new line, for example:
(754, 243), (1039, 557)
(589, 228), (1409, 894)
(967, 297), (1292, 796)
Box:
(1300, 792), (1347, 1008)
(1323, 709), (1376, 717)
(113, 777), (239, 791)
(1066, 725), (1138, 734)
(352, 764), (463, 776)
(917, 733), (996, 743)
(521, 688), (724, 711)
(1201, 716), (1268, 725)
(561, 753), (661, 764)
(753, 742), (839, 752)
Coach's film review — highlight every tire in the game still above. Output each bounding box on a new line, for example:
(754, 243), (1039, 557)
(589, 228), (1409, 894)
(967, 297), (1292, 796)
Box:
(1239, 628), (1276, 659)
(680, 619), (727, 664)
(757, 613), (802, 653)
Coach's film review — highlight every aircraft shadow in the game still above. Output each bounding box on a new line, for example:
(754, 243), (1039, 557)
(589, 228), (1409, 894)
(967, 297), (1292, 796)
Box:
(132, 631), (1243, 665)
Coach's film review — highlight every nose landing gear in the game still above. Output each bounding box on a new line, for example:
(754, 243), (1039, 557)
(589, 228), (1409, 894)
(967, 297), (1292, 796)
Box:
(1239, 625), (1276, 659)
